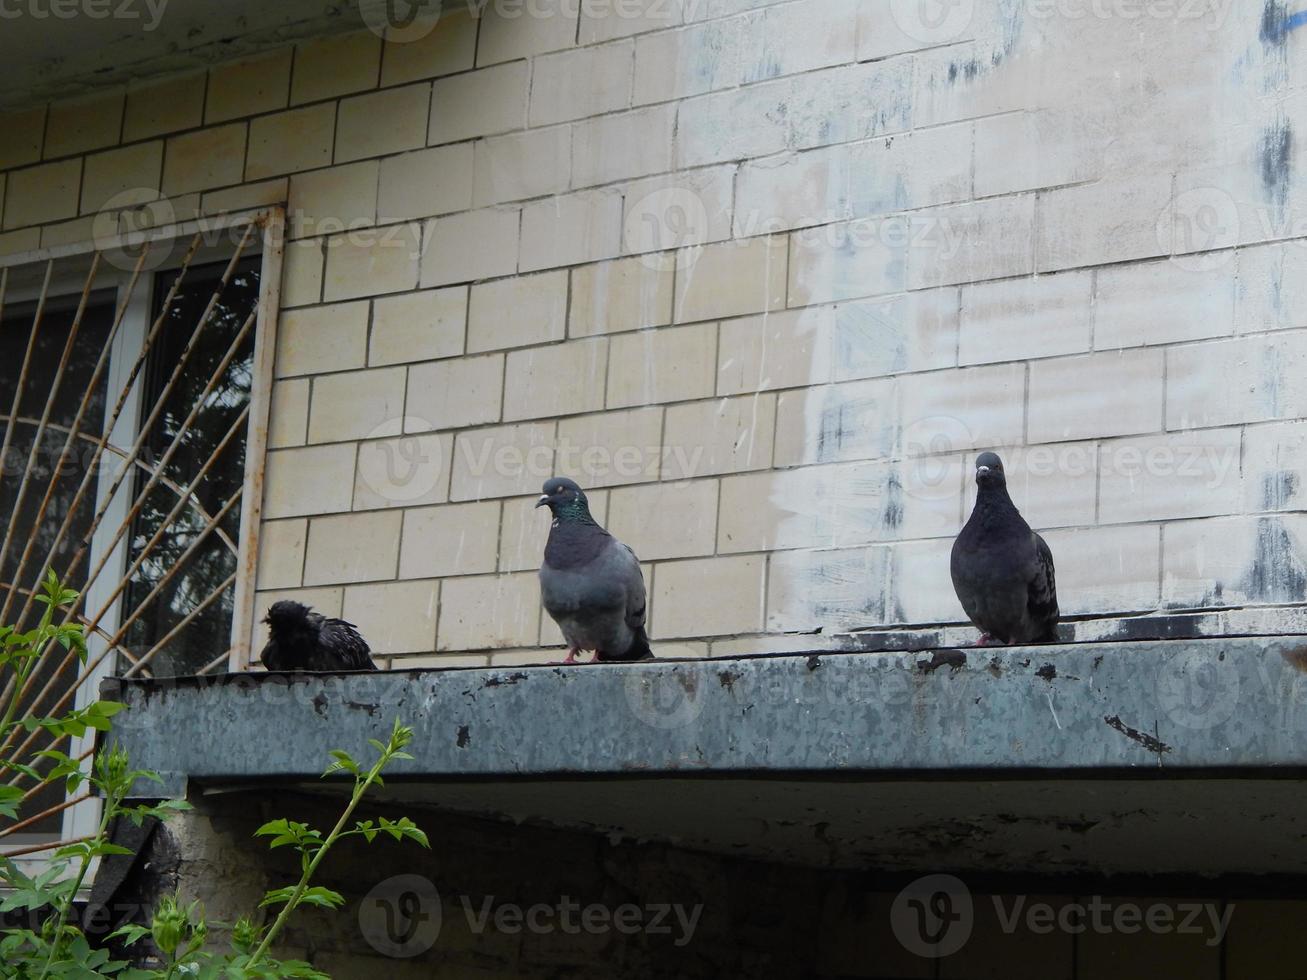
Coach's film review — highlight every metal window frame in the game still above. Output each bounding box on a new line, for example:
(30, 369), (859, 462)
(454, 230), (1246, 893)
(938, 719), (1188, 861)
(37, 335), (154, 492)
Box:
(0, 206), (284, 876)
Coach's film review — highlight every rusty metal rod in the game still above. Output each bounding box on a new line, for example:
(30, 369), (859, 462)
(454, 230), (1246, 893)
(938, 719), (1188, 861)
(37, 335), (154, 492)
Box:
(123, 571), (238, 678)
(11, 739), (88, 797)
(198, 647), (236, 676)
(0, 280), (254, 754)
(6, 233), (208, 635)
(73, 308), (256, 635)
(0, 262), (53, 509)
(10, 227), (248, 634)
(0, 249), (149, 627)
(3, 224), (258, 768)
(101, 490), (243, 656)
(1, 834), (90, 858)
(27, 234), (258, 639)
(0, 234), (223, 727)
(4, 489), (243, 764)
(84, 404), (250, 640)
(0, 254), (102, 601)
(0, 418), (238, 555)
(0, 793), (92, 839)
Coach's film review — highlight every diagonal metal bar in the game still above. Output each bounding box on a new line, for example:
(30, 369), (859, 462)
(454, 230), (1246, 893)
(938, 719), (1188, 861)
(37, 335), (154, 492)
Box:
(4, 233), (206, 636)
(0, 249), (149, 627)
(0, 261), (53, 539)
(0, 253), (102, 604)
(10, 224), (252, 637)
(197, 648), (236, 676)
(84, 404), (250, 643)
(73, 308), (256, 636)
(0, 793), (92, 839)
(0, 835), (90, 858)
(0, 239), (202, 726)
(1, 236), (256, 755)
(122, 571), (238, 678)
(99, 490), (243, 659)
(3, 489), (243, 764)
(2, 486), (243, 764)
(0, 418), (238, 556)
(5, 729), (73, 792)
(27, 228), (257, 635)
(12, 742), (90, 798)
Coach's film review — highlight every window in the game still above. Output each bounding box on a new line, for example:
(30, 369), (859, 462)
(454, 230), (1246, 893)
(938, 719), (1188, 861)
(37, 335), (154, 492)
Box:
(121, 257), (261, 678)
(0, 211), (283, 870)
(0, 290), (117, 838)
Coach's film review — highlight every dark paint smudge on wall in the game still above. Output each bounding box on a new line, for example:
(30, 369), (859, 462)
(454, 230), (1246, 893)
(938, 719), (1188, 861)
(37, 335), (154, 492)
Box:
(937, 0), (1026, 91)
(1245, 515), (1307, 603)
(1259, 117), (1294, 211)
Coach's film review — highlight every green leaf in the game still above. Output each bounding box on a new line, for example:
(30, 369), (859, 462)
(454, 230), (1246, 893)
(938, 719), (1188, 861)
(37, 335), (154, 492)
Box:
(0, 784), (23, 820)
(295, 886), (345, 910)
(87, 841), (136, 858)
(258, 886), (296, 909)
(107, 923), (151, 946)
(88, 700), (124, 719)
(253, 818), (291, 838)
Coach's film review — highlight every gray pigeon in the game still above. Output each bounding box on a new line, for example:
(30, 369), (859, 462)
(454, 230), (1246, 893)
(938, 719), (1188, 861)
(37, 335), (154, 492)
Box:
(537, 477), (653, 663)
(950, 452), (1059, 645)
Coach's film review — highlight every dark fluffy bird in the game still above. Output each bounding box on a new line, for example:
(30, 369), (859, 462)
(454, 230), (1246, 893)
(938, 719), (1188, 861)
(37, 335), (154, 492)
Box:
(537, 477), (653, 663)
(950, 452), (1060, 645)
(260, 600), (378, 671)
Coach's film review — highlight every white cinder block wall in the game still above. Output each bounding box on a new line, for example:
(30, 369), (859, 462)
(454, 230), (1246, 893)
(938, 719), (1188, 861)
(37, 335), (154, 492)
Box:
(3, 0), (1305, 666)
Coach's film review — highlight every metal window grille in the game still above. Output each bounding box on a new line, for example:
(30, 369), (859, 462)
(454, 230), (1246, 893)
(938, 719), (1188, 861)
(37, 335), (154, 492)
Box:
(0, 207), (284, 864)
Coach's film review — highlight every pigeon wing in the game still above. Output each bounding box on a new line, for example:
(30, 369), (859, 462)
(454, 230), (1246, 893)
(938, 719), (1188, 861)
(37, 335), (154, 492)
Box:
(1027, 532), (1060, 641)
(259, 638), (287, 671)
(319, 618), (377, 670)
(619, 543), (647, 633)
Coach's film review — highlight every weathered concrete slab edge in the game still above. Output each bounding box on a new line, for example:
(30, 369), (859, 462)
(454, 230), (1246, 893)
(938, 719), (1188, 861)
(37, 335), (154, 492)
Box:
(103, 636), (1307, 797)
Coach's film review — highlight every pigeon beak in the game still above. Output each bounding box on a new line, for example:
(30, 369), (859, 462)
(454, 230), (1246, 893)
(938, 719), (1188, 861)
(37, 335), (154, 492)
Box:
(535, 494), (550, 508)
(976, 466), (991, 477)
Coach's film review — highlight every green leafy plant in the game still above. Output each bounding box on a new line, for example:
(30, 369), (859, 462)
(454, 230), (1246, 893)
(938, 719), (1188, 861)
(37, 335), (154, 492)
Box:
(0, 575), (428, 979)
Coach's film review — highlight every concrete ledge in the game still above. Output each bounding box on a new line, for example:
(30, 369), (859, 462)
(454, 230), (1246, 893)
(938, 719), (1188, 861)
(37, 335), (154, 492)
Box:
(105, 635), (1307, 796)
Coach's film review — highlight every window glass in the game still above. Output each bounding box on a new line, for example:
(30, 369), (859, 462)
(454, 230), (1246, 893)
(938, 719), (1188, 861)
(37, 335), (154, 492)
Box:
(121, 257), (260, 677)
(0, 290), (116, 836)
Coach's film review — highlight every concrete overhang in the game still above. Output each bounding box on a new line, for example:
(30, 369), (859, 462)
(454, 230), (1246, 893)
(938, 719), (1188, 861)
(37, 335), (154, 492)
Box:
(0, 0), (397, 110)
(104, 635), (1307, 878)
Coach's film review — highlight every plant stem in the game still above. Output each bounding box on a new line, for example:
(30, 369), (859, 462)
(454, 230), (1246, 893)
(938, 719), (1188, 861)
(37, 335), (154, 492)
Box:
(35, 781), (118, 980)
(0, 652), (35, 746)
(245, 750), (392, 969)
